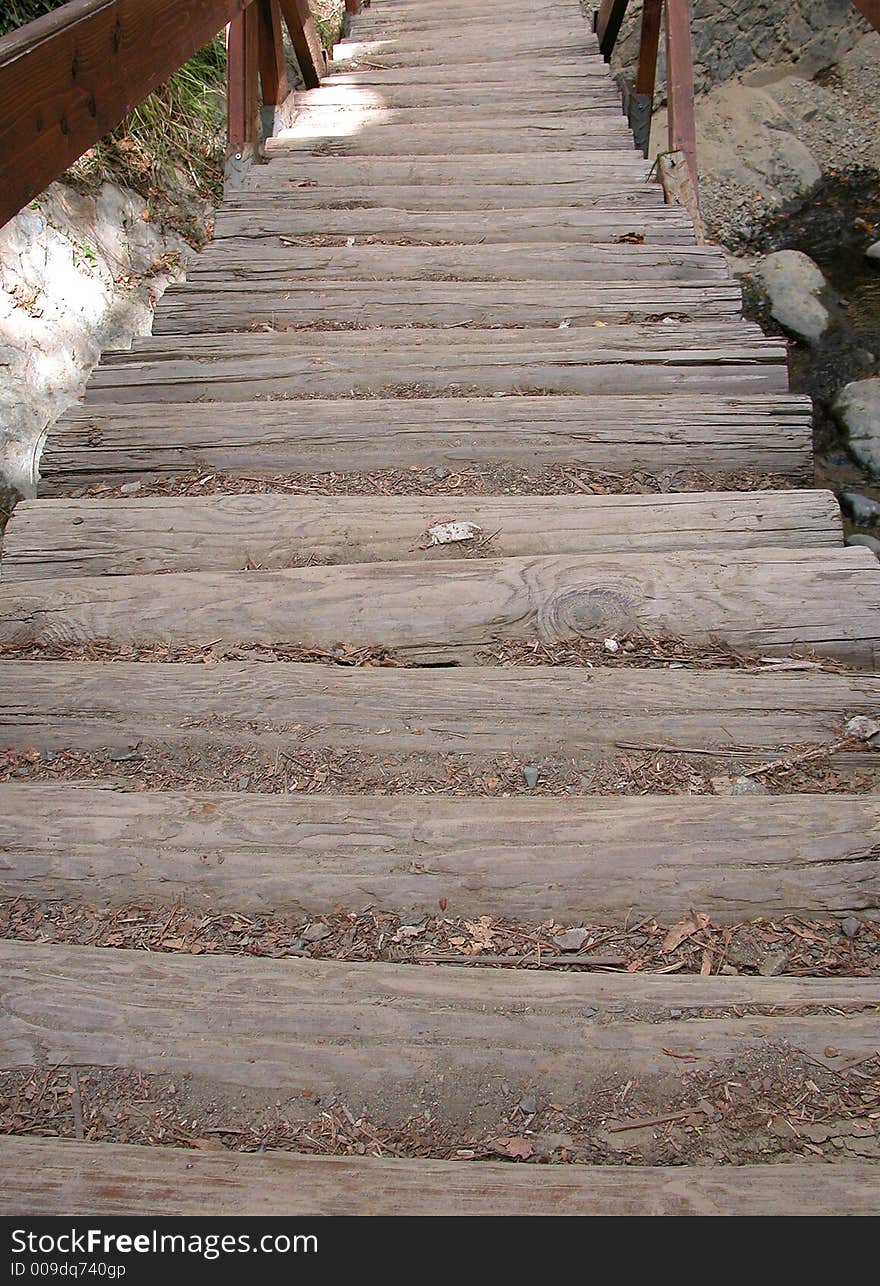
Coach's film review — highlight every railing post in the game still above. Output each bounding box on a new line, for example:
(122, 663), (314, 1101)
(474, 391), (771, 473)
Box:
(664, 0), (699, 205)
(277, 0), (327, 89)
(227, 4), (261, 161)
(628, 0), (662, 155)
(258, 0), (289, 107)
(594, 0), (630, 60)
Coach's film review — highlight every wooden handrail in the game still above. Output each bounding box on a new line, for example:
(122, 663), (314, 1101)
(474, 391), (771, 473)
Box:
(0, 0), (324, 228)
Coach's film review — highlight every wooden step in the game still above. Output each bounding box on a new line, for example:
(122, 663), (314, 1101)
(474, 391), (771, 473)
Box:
(331, 38), (595, 70)
(3, 1138), (877, 1216)
(1, 941), (877, 1126)
(268, 122), (636, 154)
(1, 548), (878, 665)
(2, 659), (876, 762)
(152, 281), (743, 333)
(224, 180), (670, 211)
(2, 783), (878, 920)
(186, 242), (729, 283)
(288, 84), (621, 110)
(318, 62), (619, 88)
(245, 153), (652, 192)
(38, 394), (813, 488)
(85, 325), (788, 402)
(211, 203), (696, 247)
(0, 491), (841, 579)
(284, 102), (628, 129)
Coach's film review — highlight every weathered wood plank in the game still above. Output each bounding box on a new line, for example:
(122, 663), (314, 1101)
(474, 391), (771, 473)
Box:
(1, 942), (877, 1126)
(0, 492), (842, 580)
(2, 784), (879, 920)
(330, 36), (595, 70)
(245, 152), (654, 191)
(287, 83), (620, 109)
(267, 121), (636, 154)
(317, 61), (614, 87)
(226, 180), (671, 211)
(38, 394), (814, 487)
(153, 281), (743, 333)
(185, 242), (729, 283)
(7, 1138), (877, 1217)
(7, 656), (878, 750)
(1, 548), (877, 665)
(2, 660), (875, 760)
(84, 325), (789, 402)
(210, 203), (695, 247)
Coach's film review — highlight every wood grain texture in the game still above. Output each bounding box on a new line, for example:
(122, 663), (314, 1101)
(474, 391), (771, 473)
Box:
(331, 36), (594, 70)
(186, 242), (730, 283)
(1, 942), (877, 1124)
(2, 783), (878, 919)
(152, 281), (743, 333)
(1, 548), (878, 665)
(3, 660), (876, 759)
(225, 180), (671, 211)
(84, 325), (789, 402)
(287, 83), (620, 108)
(210, 204), (696, 246)
(4, 1139), (877, 1217)
(38, 394), (813, 487)
(0, 491), (842, 579)
(268, 121), (636, 153)
(244, 152), (653, 191)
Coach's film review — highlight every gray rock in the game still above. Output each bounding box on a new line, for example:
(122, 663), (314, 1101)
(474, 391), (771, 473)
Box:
(847, 533), (880, 558)
(833, 378), (880, 478)
(840, 917), (861, 939)
(108, 747), (140, 763)
(844, 715), (880, 742)
(119, 480), (141, 495)
(754, 250), (831, 344)
(519, 1088), (538, 1115)
(553, 927), (590, 952)
(302, 922), (332, 943)
(841, 492), (880, 526)
(758, 950), (789, 977)
(866, 241), (880, 267)
(732, 775), (769, 796)
(522, 765), (540, 789)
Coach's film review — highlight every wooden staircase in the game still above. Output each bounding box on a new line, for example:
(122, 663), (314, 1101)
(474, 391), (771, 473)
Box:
(1, 0), (879, 1216)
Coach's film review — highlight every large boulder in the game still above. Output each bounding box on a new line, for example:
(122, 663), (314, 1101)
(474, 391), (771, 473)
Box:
(867, 241), (880, 268)
(833, 378), (880, 478)
(754, 249), (832, 344)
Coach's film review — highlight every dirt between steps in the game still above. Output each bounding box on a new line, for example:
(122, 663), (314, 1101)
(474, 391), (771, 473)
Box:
(2, 742), (878, 797)
(3, 900), (878, 978)
(1, 1049), (877, 1168)
(66, 465), (797, 500)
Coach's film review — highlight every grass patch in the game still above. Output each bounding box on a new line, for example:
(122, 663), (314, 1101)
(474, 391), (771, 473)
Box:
(311, 0), (346, 50)
(65, 38), (227, 245)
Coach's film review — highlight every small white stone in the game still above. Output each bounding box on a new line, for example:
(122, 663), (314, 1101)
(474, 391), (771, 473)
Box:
(604, 638), (620, 653)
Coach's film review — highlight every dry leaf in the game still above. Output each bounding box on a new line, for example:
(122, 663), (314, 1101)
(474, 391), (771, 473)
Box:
(494, 1137), (534, 1159)
(662, 912), (710, 954)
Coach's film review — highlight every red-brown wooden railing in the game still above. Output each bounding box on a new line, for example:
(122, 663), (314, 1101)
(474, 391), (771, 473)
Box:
(0, 0), (350, 228)
(597, 0), (880, 217)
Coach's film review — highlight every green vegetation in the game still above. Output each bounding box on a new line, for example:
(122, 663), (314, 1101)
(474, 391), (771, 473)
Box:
(0, 1), (66, 37)
(67, 37), (227, 242)
(311, 0), (347, 50)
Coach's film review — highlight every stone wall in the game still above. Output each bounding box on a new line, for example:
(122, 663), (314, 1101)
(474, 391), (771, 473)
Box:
(611, 0), (871, 94)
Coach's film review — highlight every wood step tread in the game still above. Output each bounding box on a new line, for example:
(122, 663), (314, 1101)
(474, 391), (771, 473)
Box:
(245, 154), (653, 191)
(85, 325), (788, 403)
(1, 941), (877, 1129)
(3, 1139), (876, 1216)
(267, 124), (636, 155)
(220, 182), (670, 211)
(2, 783), (878, 920)
(1, 548), (878, 665)
(38, 394), (813, 486)
(151, 281), (744, 333)
(211, 205), (696, 246)
(0, 491), (841, 579)
(185, 242), (730, 282)
(3, 659), (876, 759)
